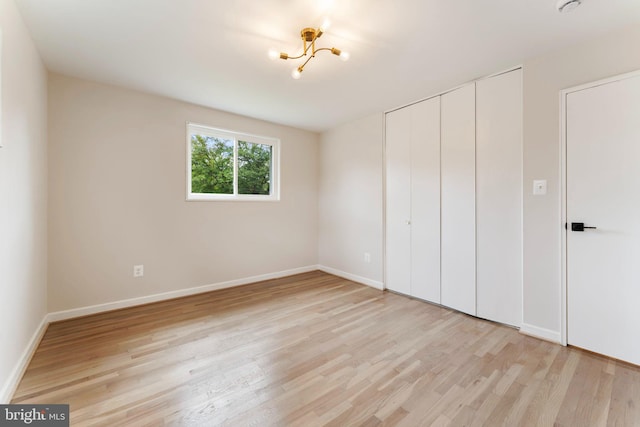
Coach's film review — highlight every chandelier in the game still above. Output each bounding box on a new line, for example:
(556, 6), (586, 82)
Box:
(268, 20), (350, 79)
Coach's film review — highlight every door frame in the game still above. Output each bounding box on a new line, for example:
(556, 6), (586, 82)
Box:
(559, 68), (640, 347)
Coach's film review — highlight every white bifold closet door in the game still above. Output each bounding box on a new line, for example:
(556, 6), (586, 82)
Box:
(411, 98), (441, 302)
(476, 69), (523, 327)
(385, 106), (412, 295)
(441, 84), (476, 316)
(385, 97), (441, 302)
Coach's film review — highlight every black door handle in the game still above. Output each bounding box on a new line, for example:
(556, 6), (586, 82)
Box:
(571, 222), (597, 232)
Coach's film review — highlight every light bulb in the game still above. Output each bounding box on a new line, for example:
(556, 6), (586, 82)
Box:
(268, 49), (279, 60)
(320, 17), (332, 32)
(339, 51), (350, 61)
(291, 68), (302, 79)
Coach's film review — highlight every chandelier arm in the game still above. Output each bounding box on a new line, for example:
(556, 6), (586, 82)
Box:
(283, 52), (306, 60)
(297, 53), (316, 72)
(281, 39), (316, 61)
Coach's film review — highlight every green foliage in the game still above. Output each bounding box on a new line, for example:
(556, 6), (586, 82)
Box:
(190, 135), (233, 194)
(190, 134), (272, 196)
(238, 141), (272, 195)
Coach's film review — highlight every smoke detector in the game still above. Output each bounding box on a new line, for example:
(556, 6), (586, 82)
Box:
(557, 0), (581, 13)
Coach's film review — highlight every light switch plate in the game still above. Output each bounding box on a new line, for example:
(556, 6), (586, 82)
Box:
(133, 264), (144, 278)
(533, 180), (547, 196)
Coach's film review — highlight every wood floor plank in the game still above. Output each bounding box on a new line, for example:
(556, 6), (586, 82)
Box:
(11, 271), (640, 426)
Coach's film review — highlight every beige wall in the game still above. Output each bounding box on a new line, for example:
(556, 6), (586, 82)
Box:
(48, 74), (319, 312)
(522, 23), (640, 338)
(318, 113), (384, 286)
(0, 0), (48, 402)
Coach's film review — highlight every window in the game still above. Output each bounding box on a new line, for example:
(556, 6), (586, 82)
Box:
(187, 123), (280, 201)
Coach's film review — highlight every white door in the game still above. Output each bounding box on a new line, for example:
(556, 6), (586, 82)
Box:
(385, 98), (441, 301)
(441, 84), (476, 316)
(476, 70), (523, 327)
(566, 72), (640, 366)
(411, 97), (441, 303)
(385, 107), (412, 295)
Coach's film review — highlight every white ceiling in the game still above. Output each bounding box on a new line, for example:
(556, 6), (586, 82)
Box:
(15, 0), (640, 132)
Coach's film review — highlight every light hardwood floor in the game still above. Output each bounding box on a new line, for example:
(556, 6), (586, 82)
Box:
(12, 271), (640, 426)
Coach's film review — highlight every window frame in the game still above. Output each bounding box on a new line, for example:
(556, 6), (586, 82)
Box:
(186, 123), (280, 202)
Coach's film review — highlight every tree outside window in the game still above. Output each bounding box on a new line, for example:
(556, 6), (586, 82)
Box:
(187, 124), (279, 201)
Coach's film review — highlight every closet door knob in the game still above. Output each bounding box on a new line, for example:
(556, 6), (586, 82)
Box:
(405, 220), (411, 225)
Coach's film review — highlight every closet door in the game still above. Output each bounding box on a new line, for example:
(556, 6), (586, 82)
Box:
(385, 107), (412, 295)
(411, 97), (441, 303)
(441, 84), (476, 316)
(385, 98), (440, 301)
(476, 70), (522, 327)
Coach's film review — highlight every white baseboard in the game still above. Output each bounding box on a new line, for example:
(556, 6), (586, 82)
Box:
(317, 265), (385, 290)
(48, 265), (318, 322)
(520, 323), (562, 344)
(0, 315), (49, 404)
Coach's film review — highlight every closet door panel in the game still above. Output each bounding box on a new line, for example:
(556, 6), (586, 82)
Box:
(410, 97), (441, 303)
(385, 108), (412, 295)
(441, 84), (476, 316)
(476, 70), (523, 327)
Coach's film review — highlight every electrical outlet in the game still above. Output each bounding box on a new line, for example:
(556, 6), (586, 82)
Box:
(364, 252), (371, 264)
(133, 264), (144, 278)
